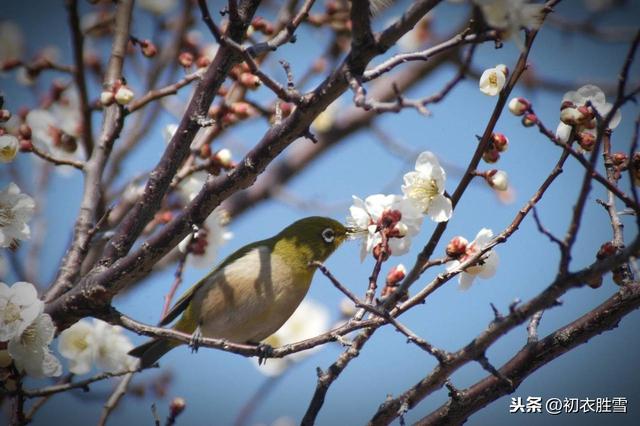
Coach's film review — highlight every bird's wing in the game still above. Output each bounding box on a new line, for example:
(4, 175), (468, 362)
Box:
(158, 239), (268, 327)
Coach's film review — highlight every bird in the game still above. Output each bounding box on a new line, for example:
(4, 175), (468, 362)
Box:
(129, 216), (349, 368)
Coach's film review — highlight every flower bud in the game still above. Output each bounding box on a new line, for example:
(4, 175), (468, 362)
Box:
(279, 102), (293, 117)
(178, 52), (194, 68)
(0, 109), (11, 122)
(522, 112), (537, 127)
(19, 138), (33, 152)
(196, 56), (211, 68)
(214, 148), (233, 168)
(577, 131), (596, 151)
(486, 169), (509, 191)
(229, 102), (251, 119)
(386, 264), (406, 285)
(482, 148), (500, 164)
(18, 124), (32, 140)
(507, 97), (530, 116)
(576, 105), (594, 122)
(100, 90), (115, 106)
(492, 132), (509, 152)
(612, 152), (628, 168)
(141, 40), (157, 57)
(114, 86), (134, 105)
(238, 72), (261, 89)
(446, 236), (468, 258)
(560, 107), (582, 126)
(596, 241), (616, 260)
(169, 397), (186, 419)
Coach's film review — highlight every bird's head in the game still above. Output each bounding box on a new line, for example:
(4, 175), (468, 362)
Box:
(275, 216), (350, 266)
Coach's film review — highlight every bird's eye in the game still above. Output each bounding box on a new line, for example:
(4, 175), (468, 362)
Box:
(321, 228), (335, 243)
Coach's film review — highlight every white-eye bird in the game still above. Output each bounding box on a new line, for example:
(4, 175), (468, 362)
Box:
(130, 216), (348, 368)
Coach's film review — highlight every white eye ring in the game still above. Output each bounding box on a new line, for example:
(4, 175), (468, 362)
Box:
(321, 228), (335, 243)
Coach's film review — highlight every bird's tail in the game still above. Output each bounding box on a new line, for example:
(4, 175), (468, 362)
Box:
(129, 338), (181, 369)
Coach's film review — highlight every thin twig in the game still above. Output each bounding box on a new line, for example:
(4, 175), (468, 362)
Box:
(97, 370), (136, 426)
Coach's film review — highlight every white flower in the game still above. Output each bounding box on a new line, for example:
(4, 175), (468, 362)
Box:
(474, 0), (544, 49)
(479, 66), (507, 96)
(26, 93), (83, 169)
(446, 228), (499, 290)
(59, 319), (136, 374)
(0, 21), (24, 64)
(179, 207), (233, 269)
(347, 194), (423, 261)
(138, 0), (176, 14)
(253, 300), (330, 377)
(0, 134), (18, 163)
(58, 319), (95, 374)
(0, 183), (36, 249)
(402, 151), (453, 222)
(0, 281), (43, 341)
(8, 313), (62, 378)
(91, 320), (136, 373)
(562, 84), (621, 128)
(555, 85), (621, 144)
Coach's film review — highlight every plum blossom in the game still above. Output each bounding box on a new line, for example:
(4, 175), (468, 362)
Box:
(0, 281), (43, 341)
(556, 84), (621, 146)
(8, 313), (62, 378)
(57, 319), (95, 374)
(59, 318), (137, 374)
(347, 194), (423, 261)
(0, 182), (36, 249)
(402, 151), (453, 223)
(446, 228), (499, 290)
(0, 134), (19, 163)
(479, 65), (507, 96)
(26, 90), (84, 169)
(474, 0), (545, 49)
(252, 300), (329, 376)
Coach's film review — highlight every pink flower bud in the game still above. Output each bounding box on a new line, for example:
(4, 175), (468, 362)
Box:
(446, 236), (468, 258)
(482, 148), (500, 164)
(522, 113), (537, 127)
(178, 52), (194, 67)
(386, 264), (407, 285)
(492, 133), (509, 152)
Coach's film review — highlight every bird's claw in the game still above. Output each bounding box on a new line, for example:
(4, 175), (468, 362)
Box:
(189, 327), (203, 353)
(256, 343), (273, 365)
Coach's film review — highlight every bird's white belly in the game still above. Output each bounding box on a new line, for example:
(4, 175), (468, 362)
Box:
(191, 246), (308, 343)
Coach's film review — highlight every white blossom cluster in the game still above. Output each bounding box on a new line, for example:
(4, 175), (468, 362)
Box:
(347, 151), (452, 262)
